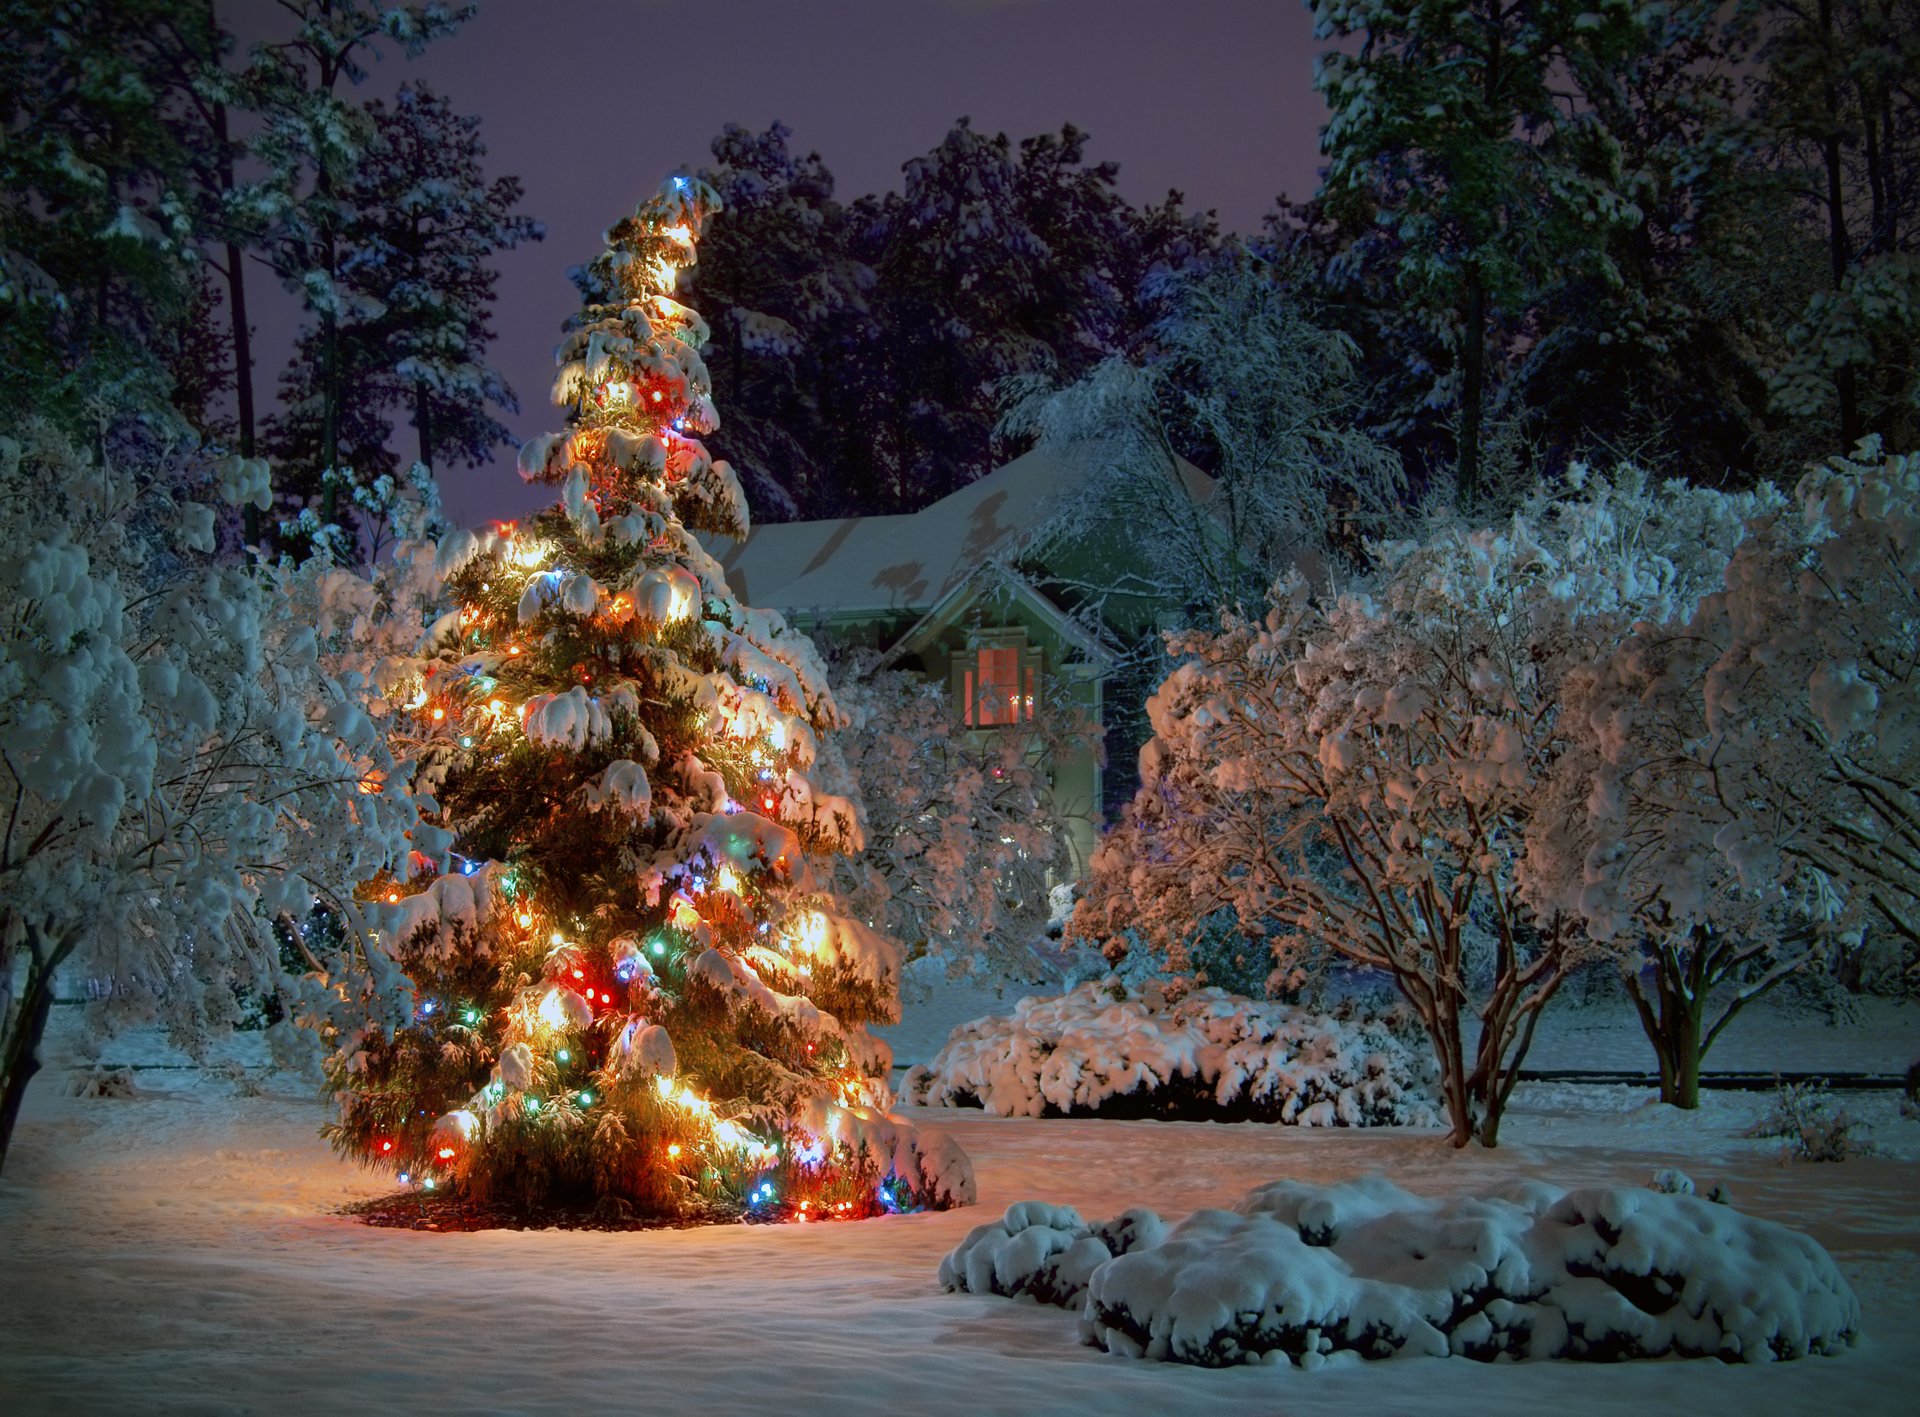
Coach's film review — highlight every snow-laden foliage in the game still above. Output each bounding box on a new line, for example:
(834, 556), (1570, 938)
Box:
(820, 654), (1095, 985)
(0, 420), (419, 1169)
(1075, 467), (1778, 1145)
(231, 1), (478, 545)
(943, 1177), (1860, 1368)
(905, 982), (1437, 1126)
(1522, 446), (1920, 1098)
(1000, 256), (1404, 613)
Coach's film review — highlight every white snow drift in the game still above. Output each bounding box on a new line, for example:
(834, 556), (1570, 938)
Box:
(904, 982), (1437, 1125)
(941, 1175), (1860, 1368)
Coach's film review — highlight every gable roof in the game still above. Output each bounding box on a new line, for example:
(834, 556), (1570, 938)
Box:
(886, 556), (1118, 670)
(704, 442), (1213, 617)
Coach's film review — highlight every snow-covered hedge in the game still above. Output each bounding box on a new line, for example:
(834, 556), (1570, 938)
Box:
(903, 983), (1437, 1125)
(941, 1176), (1860, 1367)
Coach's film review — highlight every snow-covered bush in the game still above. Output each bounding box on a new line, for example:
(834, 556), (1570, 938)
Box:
(904, 981), (1437, 1125)
(1747, 1082), (1873, 1163)
(1522, 446), (1920, 1103)
(1076, 467), (1764, 1146)
(942, 1177), (1861, 1368)
(820, 654), (1096, 985)
(938, 1202), (1168, 1308)
(0, 420), (418, 1173)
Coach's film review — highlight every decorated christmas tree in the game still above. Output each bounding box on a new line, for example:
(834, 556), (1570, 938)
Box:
(323, 176), (974, 1220)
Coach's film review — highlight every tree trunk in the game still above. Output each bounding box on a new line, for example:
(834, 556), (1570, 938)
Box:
(0, 929), (58, 1179)
(1459, 267), (1485, 510)
(1819, 0), (1861, 446)
(318, 151), (341, 527)
(320, 307), (340, 525)
(1426, 1001), (1474, 1148)
(1670, 1013), (1702, 1110)
(414, 379), (433, 474)
(1621, 932), (1709, 1110)
(213, 97), (260, 545)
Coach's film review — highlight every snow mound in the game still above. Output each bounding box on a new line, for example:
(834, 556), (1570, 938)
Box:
(904, 982), (1437, 1126)
(938, 1202), (1167, 1307)
(941, 1176), (1860, 1369)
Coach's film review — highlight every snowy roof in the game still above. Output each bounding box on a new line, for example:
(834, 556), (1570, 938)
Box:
(706, 443), (1213, 617)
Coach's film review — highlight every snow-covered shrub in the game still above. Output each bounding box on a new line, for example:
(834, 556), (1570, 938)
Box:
(1747, 1082), (1873, 1163)
(1649, 1167), (1695, 1196)
(0, 421), (419, 1173)
(904, 981), (1437, 1125)
(941, 1176), (1860, 1368)
(938, 1201), (1167, 1307)
(818, 652), (1096, 986)
(1519, 453), (1920, 1105)
(1077, 467), (1764, 1146)
(62, 1067), (139, 1100)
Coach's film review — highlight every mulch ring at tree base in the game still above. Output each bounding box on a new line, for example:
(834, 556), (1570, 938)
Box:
(340, 1191), (744, 1232)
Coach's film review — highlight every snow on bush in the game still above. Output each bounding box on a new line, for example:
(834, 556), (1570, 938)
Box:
(903, 982), (1438, 1125)
(937, 1202), (1168, 1307)
(1073, 465), (1811, 1145)
(942, 1177), (1860, 1368)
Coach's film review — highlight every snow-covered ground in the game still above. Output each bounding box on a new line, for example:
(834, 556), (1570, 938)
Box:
(2, 998), (1917, 1415)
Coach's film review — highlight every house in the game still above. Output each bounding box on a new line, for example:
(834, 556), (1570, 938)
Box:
(705, 443), (1215, 877)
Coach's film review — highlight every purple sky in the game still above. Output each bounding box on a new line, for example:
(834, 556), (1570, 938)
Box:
(241, 0), (1330, 525)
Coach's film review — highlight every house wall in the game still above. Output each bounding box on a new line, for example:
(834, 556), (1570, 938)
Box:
(787, 597), (1107, 881)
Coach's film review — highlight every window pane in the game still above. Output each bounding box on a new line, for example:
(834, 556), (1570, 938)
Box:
(979, 646), (1019, 725)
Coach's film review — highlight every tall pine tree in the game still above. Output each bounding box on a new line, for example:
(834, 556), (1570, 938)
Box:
(346, 84), (542, 478)
(1310, 0), (1648, 505)
(323, 176), (974, 1220)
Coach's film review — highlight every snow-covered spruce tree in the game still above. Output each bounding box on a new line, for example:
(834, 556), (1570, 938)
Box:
(323, 178), (974, 1219)
(1074, 469), (1757, 1146)
(0, 420), (417, 1175)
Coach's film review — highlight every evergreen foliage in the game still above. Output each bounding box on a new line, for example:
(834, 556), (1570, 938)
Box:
(322, 178), (974, 1220)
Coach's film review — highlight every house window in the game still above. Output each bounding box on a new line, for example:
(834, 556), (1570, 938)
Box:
(958, 637), (1039, 726)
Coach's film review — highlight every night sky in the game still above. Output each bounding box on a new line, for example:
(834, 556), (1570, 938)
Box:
(237, 0), (1329, 525)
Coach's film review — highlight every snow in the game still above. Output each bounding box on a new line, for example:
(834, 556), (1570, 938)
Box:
(904, 982), (1437, 1125)
(3, 999), (1916, 1413)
